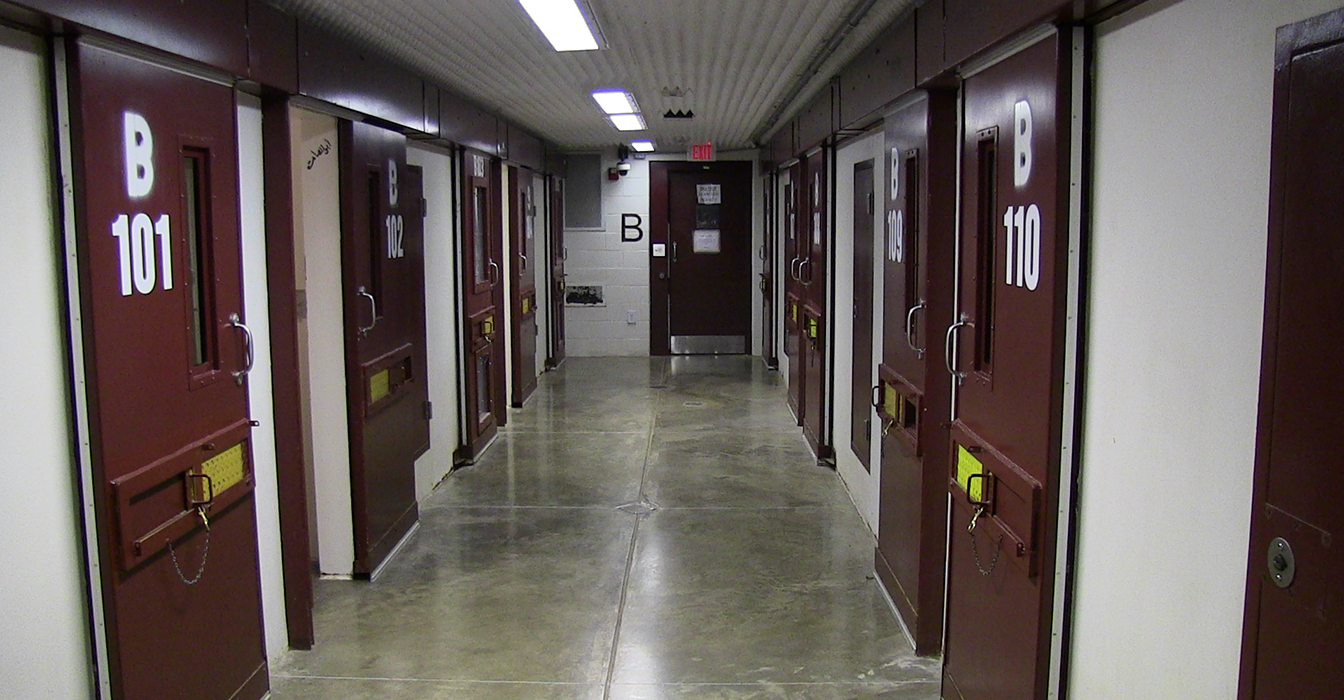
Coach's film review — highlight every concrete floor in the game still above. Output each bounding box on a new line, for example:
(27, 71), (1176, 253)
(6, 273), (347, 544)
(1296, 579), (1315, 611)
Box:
(272, 356), (940, 699)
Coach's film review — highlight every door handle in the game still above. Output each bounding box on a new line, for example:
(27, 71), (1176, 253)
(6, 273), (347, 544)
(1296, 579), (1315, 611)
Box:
(871, 384), (883, 410)
(905, 301), (927, 359)
(789, 256), (801, 281)
(799, 258), (812, 286)
(944, 312), (971, 382)
(227, 313), (254, 386)
(487, 259), (501, 286)
(672, 242), (678, 263)
(357, 286), (378, 337)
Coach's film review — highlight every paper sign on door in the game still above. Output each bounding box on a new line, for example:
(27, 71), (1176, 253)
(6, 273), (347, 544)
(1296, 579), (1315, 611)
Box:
(696, 184), (721, 205)
(693, 229), (721, 254)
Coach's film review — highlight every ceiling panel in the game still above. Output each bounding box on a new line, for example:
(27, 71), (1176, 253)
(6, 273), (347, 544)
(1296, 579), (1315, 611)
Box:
(271, 0), (917, 151)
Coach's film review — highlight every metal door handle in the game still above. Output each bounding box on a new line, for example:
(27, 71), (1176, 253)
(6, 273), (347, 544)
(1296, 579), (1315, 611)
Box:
(871, 384), (883, 410)
(228, 313), (254, 385)
(905, 301), (927, 359)
(357, 286), (378, 337)
(487, 259), (501, 286)
(944, 312), (971, 382)
(520, 251), (528, 271)
(672, 242), (678, 263)
(799, 258), (812, 286)
(789, 256), (801, 281)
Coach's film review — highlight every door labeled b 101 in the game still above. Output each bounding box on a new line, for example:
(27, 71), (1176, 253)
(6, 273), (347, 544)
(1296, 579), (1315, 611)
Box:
(69, 41), (267, 700)
(338, 120), (428, 576)
(942, 33), (1071, 700)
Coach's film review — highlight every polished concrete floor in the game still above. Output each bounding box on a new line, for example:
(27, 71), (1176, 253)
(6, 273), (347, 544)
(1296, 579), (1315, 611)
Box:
(272, 356), (940, 699)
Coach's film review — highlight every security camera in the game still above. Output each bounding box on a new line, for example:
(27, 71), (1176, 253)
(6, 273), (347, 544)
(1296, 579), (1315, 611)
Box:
(617, 162), (631, 174)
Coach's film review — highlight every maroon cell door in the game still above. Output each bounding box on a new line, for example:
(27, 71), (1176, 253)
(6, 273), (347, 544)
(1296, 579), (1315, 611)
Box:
(651, 161), (753, 355)
(800, 147), (830, 458)
(784, 164), (804, 425)
(874, 90), (958, 656)
(510, 166), (538, 407)
(761, 172), (777, 367)
(849, 160), (876, 470)
(460, 148), (502, 461)
(1239, 9), (1344, 698)
(546, 176), (566, 369)
(69, 42), (267, 700)
(942, 33), (1071, 700)
(339, 121), (428, 576)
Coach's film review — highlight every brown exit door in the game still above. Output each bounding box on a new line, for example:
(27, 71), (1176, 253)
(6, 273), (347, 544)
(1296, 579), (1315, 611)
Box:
(849, 160), (876, 470)
(68, 41), (267, 700)
(784, 164), (804, 425)
(941, 33), (1072, 700)
(510, 166), (538, 407)
(651, 161), (753, 355)
(459, 148), (502, 461)
(1238, 10), (1344, 697)
(546, 176), (567, 369)
(801, 147), (830, 458)
(874, 90), (958, 656)
(339, 121), (428, 576)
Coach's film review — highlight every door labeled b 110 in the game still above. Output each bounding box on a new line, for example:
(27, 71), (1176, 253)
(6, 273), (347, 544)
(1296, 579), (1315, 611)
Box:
(69, 41), (267, 700)
(942, 32), (1071, 700)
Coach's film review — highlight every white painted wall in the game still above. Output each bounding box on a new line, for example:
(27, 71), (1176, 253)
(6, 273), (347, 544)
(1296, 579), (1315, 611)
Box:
(408, 143), (461, 498)
(831, 132), (885, 534)
(564, 149), (651, 356)
(0, 26), (95, 699)
(1071, 1), (1340, 696)
(236, 94), (289, 663)
(290, 108), (355, 576)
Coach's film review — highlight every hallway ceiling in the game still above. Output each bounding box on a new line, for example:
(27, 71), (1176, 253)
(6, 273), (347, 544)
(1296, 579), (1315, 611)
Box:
(269, 0), (917, 152)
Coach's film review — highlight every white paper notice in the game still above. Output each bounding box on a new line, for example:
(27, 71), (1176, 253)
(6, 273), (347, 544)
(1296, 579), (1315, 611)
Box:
(692, 229), (721, 254)
(696, 184), (722, 205)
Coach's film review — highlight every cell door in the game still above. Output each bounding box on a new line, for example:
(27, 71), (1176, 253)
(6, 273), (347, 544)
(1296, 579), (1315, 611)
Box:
(1238, 10), (1344, 697)
(68, 41), (267, 700)
(338, 121), (428, 576)
(546, 176), (566, 369)
(783, 165), (804, 425)
(665, 162), (753, 354)
(941, 34), (1071, 700)
(875, 91), (958, 656)
(761, 172), (777, 367)
(510, 166), (538, 407)
(460, 148), (500, 460)
(801, 148), (829, 456)
(849, 160), (876, 470)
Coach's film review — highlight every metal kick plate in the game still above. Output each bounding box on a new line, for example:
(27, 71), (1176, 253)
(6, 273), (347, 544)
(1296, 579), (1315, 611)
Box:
(201, 443), (246, 495)
(670, 335), (747, 355)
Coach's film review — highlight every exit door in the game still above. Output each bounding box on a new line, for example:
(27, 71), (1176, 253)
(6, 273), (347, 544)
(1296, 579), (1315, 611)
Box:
(460, 148), (501, 461)
(1238, 9), (1344, 697)
(651, 161), (753, 355)
(338, 121), (428, 576)
(942, 33), (1072, 700)
(68, 41), (267, 700)
(510, 166), (538, 407)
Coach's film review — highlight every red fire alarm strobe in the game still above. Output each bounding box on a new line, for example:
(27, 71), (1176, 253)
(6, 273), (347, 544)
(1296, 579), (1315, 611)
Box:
(690, 142), (715, 161)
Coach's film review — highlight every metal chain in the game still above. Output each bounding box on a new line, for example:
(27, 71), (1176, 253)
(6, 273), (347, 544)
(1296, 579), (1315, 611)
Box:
(168, 507), (211, 586)
(968, 508), (1003, 577)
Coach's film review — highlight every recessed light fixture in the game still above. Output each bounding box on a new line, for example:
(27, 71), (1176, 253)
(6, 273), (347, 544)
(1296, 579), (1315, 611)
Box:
(519, 0), (600, 52)
(630, 140), (656, 153)
(592, 90), (637, 115)
(609, 114), (646, 132)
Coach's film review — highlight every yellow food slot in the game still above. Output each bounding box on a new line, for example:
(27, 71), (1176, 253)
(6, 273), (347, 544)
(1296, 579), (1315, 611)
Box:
(884, 384), (899, 421)
(956, 445), (984, 502)
(201, 443), (246, 495)
(370, 368), (391, 404)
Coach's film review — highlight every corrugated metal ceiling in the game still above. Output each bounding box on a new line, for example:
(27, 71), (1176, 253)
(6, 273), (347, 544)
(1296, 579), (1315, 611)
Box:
(270, 0), (917, 151)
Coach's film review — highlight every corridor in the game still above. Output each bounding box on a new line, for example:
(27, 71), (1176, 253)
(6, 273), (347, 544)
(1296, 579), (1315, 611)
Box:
(271, 357), (939, 699)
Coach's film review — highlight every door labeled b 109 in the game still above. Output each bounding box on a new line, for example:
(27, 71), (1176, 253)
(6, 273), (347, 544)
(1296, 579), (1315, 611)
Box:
(70, 41), (267, 700)
(942, 33), (1070, 700)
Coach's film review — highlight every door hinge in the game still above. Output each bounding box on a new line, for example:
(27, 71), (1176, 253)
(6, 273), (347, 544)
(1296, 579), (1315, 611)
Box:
(424, 400), (433, 421)
(421, 197), (428, 218)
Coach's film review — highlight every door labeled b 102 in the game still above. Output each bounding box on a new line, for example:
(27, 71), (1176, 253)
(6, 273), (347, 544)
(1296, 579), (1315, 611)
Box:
(69, 41), (267, 700)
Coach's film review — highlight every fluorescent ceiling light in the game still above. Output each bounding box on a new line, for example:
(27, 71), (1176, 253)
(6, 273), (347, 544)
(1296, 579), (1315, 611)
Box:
(609, 114), (646, 131)
(519, 0), (600, 52)
(630, 140), (656, 153)
(592, 90), (637, 115)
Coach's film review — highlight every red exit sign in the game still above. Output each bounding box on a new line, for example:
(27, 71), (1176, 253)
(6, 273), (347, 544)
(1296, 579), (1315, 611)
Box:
(690, 142), (715, 161)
